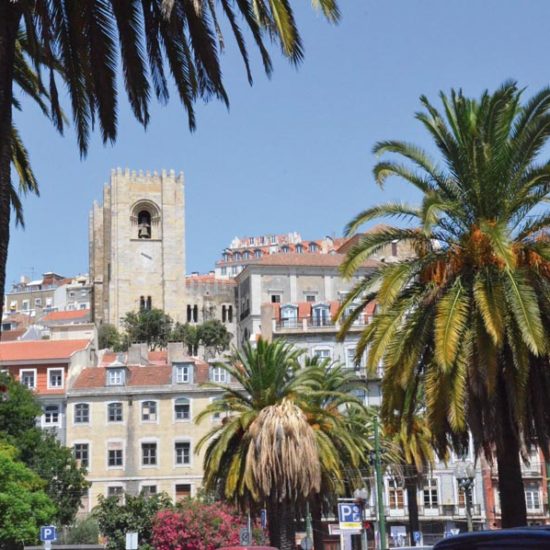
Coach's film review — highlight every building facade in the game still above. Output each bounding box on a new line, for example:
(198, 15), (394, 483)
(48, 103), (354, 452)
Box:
(89, 169), (186, 327)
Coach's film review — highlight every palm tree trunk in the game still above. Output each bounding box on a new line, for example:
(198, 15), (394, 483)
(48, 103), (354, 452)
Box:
(268, 496), (296, 550)
(405, 475), (420, 546)
(310, 493), (324, 550)
(0, 4), (20, 334)
(496, 381), (527, 527)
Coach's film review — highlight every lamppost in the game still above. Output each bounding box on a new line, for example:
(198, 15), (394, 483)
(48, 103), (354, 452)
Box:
(454, 460), (475, 532)
(354, 487), (370, 550)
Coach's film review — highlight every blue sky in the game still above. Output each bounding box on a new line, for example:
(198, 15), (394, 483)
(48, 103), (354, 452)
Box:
(8, 0), (550, 286)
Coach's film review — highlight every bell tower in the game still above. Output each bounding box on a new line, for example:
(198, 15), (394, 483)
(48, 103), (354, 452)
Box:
(90, 168), (186, 327)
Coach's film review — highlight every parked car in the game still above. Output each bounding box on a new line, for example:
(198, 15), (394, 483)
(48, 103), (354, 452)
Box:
(433, 527), (550, 549)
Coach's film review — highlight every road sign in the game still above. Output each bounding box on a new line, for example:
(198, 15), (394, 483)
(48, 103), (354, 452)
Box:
(450, 528), (460, 536)
(40, 526), (57, 542)
(260, 508), (267, 529)
(240, 527), (251, 545)
(413, 531), (422, 543)
(338, 502), (362, 530)
(301, 535), (313, 550)
(126, 531), (138, 549)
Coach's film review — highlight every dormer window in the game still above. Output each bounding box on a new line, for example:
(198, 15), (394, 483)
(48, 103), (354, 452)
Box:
(254, 249), (262, 258)
(281, 245), (289, 253)
(281, 304), (298, 327)
(174, 363), (193, 384)
(309, 242), (318, 252)
(243, 251), (250, 260)
(107, 368), (125, 386)
(296, 244), (303, 254)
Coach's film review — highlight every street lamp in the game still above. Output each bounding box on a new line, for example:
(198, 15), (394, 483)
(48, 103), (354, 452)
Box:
(354, 488), (370, 550)
(454, 460), (475, 532)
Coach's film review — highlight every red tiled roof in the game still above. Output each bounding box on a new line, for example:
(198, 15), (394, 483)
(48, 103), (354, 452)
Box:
(100, 350), (168, 367)
(0, 339), (91, 362)
(42, 309), (90, 322)
(73, 359), (210, 389)
(247, 253), (377, 268)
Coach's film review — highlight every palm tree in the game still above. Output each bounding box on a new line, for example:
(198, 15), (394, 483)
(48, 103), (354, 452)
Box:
(337, 82), (550, 527)
(0, 1), (340, 326)
(196, 340), (372, 550)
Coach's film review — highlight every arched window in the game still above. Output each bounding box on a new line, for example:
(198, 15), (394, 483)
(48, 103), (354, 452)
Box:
(140, 296), (146, 311)
(138, 210), (152, 239)
(228, 305), (233, 323)
(222, 305), (227, 323)
(192, 305), (198, 323)
(174, 397), (190, 420)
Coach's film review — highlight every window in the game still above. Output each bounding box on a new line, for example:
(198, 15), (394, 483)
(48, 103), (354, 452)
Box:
(193, 305), (198, 323)
(309, 242), (318, 252)
(74, 403), (89, 424)
(243, 251), (250, 260)
(175, 442), (191, 465)
(106, 368), (125, 386)
(175, 483), (191, 501)
(255, 249), (262, 258)
(146, 296), (152, 310)
(281, 304), (298, 327)
(457, 486), (466, 507)
(142, 401), (157, 422)
(140, 296), (145, 310)
(228, 305), (233, 323)
(21, 300), (29, 311)
(525, 482), (541, 511)
(296, 244), (303, 254)
(312, 304), (330, 327)
(141, 485), (157, 497)
(107, 486), (124, 499)
(270, 235), (276, 244)
(313, 348), (331, 361)
(423, 478), (439, 509)
(175, 364), (193, 384)
(306, 294), (316, 303)
(388, 480), (404, 510)
(175, 398), (190, 420)
(138, 210), (151, 239)
(108, 402), (123, 422)
(44, 405), (60, 425)
(222, 305), (227, 322)
(281, 245), (289, 253)
(345, 347), (359, 370)
(186, 304), (192, 322)
(20, 369), (36, 389)
(249, 237), (255, 246)
(391, 240), (398, 256)
(108, 449), (123, 467)
(210, 366), (228, 384)
(234, 252), (241, 261)
(221, 267), (227, 276)
(48, 368), (63, 389)
(142, 443), (157, 466)
(74, 443), (89, 468)
(34, 298), (42, 307)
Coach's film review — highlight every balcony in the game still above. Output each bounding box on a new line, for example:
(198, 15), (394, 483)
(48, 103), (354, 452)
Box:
(273, 313), (371, 334)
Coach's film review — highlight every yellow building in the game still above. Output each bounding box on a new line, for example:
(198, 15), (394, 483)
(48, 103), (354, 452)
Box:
(66, 343), (231, 510)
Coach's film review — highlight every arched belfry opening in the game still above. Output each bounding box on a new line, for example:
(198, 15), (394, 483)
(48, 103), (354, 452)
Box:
(130, 200), (161, 240)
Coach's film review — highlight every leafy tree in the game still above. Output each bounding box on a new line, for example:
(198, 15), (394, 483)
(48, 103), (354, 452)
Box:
(338, 82), (550, 527)
(198, 319), (231, 358)
(0, 2), (340, 329)
(98, 323), (122, 351)
(121, 308), (173, 350)
(170, 322), (200, 355)
(94, 491), (172, 550)
(61, 516), (100, 545)
(0, 373), (88, 526)
(0, 443), (56, 550)
(152, 499), (246, 550)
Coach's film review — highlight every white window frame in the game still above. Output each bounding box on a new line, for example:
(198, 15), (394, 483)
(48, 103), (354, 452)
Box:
(175, 364), (193, 384)
(19, 368), (37, 389)
(47, 367), (64, 390)
(140, 439), (159, 468)
(73, 440), (91, 470)
(140, 483), (158, 497)
(345, 346), (358, 370)
(106, 368), (124, 386)
(174, 397), (191, 422)
(43, 404), (61, 426)
(312, 347), (332, 361)
(21, 299), (30, 311)
(106, 484), (125, 500)
(174, 439), (192, 467)
(422, 478), (439, 509)
(73, 402), (90, 424)
(141, 400), (159, 423)
(210, 366), (228, 384)
(107, 401), (124, 423)
(525, 482), (541, 511)
(106, 439), (125, 470)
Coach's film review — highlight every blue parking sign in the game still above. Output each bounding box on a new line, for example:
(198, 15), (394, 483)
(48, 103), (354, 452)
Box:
(338, 503), (362, 529)
(40, 525), (57, 542)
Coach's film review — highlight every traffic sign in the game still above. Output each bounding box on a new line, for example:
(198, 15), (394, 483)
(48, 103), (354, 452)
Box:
(239, 527), (251, 545)
(40, 526), (57, 542)
(260, 508), (267, 529)
(413, 531), (421, 543)
(338, 503), (362, 530)
(301, 535), (313, 550)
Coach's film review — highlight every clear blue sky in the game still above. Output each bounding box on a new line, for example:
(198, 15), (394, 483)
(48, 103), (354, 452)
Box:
(7, 0), (550, 286)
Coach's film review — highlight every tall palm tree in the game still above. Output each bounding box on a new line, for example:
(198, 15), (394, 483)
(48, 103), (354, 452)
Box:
(196, 340), (372, 550)
(0, 1), (340, 326)
(337, 82), (550, 527)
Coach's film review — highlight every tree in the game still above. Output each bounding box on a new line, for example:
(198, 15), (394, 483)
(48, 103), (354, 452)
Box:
(0, 372), (88, 526)
(337, 82), (550, 527)
(98, 323), (122, 351)
(0, 443), (56, 550)
(198, 319), (231, 358)
(0, 1), (341, 329)
(171, 322), (200, 355)
(196, 340), (373, 550)
(94, 491), (172, 550)
(121, 308), (173, 350)
(152, 499), (247, 550)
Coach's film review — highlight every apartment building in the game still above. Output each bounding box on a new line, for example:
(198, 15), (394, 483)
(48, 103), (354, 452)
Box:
(0, 339), (95, 444)
(66, 343), (233, 510)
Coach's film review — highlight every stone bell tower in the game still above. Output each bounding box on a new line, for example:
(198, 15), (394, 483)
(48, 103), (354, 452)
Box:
(89, 168), (186, 327)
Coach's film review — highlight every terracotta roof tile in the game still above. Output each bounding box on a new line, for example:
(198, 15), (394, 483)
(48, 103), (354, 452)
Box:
(0, 339), (91, 362)
(43, 309), (90, 322)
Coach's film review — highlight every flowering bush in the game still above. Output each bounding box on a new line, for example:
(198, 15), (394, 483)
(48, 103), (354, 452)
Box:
(152, 500), (243, 550)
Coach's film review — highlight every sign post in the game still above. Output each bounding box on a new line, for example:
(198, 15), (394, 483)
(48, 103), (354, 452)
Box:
(40, 525), (57, 550)
(338, 502), (362, 530)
